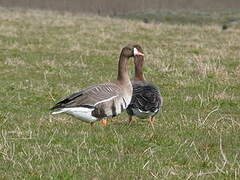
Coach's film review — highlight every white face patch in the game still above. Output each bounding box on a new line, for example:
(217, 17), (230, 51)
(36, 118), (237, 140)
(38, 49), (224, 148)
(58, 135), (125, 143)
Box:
(133, 48), (144, 56)
(133, 48), (138, 56)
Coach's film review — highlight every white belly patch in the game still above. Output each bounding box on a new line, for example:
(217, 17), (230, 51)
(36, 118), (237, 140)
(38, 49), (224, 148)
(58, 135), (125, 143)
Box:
(52, 107), (97, 123)
(132, 108), (156, 119)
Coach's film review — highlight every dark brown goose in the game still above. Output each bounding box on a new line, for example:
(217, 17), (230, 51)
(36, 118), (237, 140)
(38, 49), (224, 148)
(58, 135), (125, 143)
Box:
(126, 45), (163, 125)
(51, 45), (144, 125)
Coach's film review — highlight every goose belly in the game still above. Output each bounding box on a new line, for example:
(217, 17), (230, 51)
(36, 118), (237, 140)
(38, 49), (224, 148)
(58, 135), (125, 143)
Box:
(56, 107), (98, 123)
(93, 96), (131, 118)
(114, 96), (132, 115)
(132, 108), (157, 119)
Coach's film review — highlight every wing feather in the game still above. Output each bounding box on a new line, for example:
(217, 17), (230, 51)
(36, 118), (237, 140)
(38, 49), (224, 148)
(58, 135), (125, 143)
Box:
(51, 83), (121, 110)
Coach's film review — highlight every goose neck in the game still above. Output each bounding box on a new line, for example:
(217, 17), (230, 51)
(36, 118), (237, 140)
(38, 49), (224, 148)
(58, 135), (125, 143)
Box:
(134, 56), (144, 81)
(117, 54), (130, 82)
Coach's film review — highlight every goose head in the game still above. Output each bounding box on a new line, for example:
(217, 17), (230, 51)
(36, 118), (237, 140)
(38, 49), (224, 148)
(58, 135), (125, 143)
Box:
(133, 44), (144, 65)
(121, 45), (144, 58)
(117, 45), (144, 83)
(133, 44), (145, 81)
(133, 44), (144, 57)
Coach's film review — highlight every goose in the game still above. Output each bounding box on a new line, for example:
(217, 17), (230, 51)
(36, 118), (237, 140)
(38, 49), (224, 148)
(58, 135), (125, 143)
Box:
(51, 45), (144, 125)
(126, 45), (163, 126)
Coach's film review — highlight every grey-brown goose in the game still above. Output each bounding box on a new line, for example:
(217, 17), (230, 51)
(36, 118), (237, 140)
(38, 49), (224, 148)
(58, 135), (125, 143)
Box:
(126, 45), (163, 125)
(51, 45), (144, 125)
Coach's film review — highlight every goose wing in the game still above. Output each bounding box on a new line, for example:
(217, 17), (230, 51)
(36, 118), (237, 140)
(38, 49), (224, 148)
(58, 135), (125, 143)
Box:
(51, 82), (121, 110)
(129, 81), (162, 112)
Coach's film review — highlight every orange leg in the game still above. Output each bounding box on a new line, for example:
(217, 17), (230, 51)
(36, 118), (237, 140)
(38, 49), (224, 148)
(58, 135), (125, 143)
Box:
(149, 116), (155, 129)
(128, 116), (133, 124)
(100, 119), (108, 126)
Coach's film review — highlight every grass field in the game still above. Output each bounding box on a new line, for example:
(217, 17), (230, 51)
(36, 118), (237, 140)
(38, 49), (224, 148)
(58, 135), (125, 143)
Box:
(0, 7), (240, 179)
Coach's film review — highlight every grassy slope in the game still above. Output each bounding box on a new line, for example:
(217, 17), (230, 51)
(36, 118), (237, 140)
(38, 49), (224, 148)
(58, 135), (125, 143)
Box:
(0, 7), (240, 179)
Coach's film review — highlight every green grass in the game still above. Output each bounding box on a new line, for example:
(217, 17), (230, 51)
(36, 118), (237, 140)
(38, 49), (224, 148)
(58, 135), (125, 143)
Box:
(0, 7), (240, 179)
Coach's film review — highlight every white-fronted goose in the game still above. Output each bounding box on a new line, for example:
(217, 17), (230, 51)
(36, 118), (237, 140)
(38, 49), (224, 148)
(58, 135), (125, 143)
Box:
(126, 45), (163, 126)
(51, 45), (144, 125)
